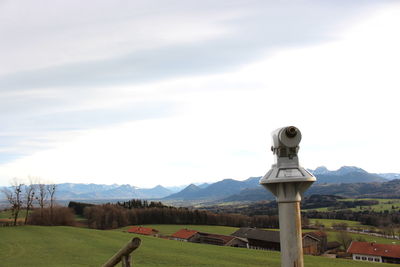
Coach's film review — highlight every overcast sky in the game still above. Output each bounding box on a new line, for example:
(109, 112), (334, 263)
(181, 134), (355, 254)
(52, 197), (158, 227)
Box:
(1, 0), (399, 188)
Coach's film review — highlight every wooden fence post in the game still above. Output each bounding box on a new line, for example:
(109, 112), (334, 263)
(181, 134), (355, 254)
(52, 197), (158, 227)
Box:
(102, 237), (141, 267)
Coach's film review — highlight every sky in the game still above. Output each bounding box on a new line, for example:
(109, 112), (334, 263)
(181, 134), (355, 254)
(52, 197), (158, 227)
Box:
(1, 0), (400, 188)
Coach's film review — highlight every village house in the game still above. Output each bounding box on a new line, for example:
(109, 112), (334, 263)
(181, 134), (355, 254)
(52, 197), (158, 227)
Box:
(170, 229), (200, 242)
(127, 226), (159, 237)
(347, 241), (400, 264)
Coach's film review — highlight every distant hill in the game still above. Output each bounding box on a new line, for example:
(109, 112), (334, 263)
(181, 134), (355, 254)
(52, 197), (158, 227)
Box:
(54, 183), (172, 200)
(136, 185), (173, 199)
(163, 177), (261, 201)
(220, 179), (400, 202)
(163, 166), (389, 202)
(197, 183), (210, 189)
(306, 179), (400, 198)
(2, 166), (396, 203)
(309, 166), (387, 184)
(222, 187), (273, 202)
(163, 184), (202, 200)
(378, 173), (400, 180)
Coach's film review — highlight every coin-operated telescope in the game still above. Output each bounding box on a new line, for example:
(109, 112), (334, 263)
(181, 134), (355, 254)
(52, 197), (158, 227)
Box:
(260, 126), (316, 267)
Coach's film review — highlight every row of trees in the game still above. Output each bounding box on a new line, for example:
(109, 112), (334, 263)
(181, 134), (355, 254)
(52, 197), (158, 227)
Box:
(116, 199), (166, 209)
(1, 178), (57, 226)
(82, 201), (281, 230)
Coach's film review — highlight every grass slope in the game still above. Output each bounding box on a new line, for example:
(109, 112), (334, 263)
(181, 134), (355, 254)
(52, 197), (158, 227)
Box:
(308, 198), (400, 212)
(309, 218), (363, 228)
(0, 226), (394, 267)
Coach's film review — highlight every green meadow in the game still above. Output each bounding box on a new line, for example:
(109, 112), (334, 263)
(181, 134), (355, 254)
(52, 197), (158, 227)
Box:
(0, 209), (28, 220)
(0, 225), (395, 267)
(307, 198), (400, 212)
(341, 198), (400, 212)
(309, 218), (363, 228)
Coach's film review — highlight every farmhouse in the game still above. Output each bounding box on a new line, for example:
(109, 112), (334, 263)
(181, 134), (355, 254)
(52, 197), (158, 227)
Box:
(231, 228), (280, 250)
(171, 229), (199, 242)
(347, 241), (400, 264)
(127, 226), (159, 237)
(232, 227), (327, 254)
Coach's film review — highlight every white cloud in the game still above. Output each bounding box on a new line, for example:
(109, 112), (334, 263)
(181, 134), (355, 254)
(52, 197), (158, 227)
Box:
(1, 2), (400, 187)
(0, 1), (238, 75)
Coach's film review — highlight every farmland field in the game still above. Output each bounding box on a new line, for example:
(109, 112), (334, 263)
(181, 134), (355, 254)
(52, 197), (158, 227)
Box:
(340, 198), (400, 212)
(0, 225), (395, 267)
(306, 198), (400, 212)
(309, 218), (363, 228)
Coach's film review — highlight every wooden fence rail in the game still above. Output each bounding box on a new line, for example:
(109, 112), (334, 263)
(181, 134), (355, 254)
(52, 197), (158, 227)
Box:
(102, 237), (141, 267)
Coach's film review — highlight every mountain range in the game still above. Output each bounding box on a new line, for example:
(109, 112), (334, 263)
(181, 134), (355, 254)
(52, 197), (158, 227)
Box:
(47, 183), (174, 200)
(163, 177), (260, 201)
(162, 166), (395, 202)
(1, 166), (399, 203)
(308, 166), (387, 184)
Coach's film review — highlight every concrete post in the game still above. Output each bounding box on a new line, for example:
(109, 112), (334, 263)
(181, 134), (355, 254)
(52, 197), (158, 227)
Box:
(278, 200), (303, 267)
(260, 126), (316, 267)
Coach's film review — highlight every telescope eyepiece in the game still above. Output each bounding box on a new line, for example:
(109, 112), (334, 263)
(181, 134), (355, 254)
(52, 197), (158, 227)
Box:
(285, 126), (298, 138)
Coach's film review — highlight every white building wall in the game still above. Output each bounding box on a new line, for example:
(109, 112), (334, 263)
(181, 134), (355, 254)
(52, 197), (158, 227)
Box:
(353, 253), (382, 263)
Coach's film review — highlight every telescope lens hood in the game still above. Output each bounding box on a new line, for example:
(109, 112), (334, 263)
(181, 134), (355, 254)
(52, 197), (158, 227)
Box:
(285, 126), (298, 138)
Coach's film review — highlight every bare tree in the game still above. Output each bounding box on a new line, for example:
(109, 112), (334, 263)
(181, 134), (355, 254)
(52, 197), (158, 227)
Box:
(46, 183), (57, 224)
(23, 181), (36, 225)
(1, 179), (24, 226)
(336, 230), (353, 251)
(37, 183), (47, 219)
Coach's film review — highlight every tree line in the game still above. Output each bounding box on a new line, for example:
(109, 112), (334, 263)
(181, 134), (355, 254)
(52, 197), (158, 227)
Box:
(79, 199), (280, 230)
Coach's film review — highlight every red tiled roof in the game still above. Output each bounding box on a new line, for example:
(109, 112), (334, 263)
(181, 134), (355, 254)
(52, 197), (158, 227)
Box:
(348, 241), (400, 259)
(171, 229), (198, 239)
(127, 226), (158, 235)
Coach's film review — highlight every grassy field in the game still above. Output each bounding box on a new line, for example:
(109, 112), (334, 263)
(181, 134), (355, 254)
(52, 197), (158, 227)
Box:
(0, 209), (28, 219)
(308, 218), (377, 231)
(309, 218), (363, 228)
(342, 198), (400, 212)
(0, 225), (396, 267)
(0, 209), (28, 224)
(304, 229), (399, 245)
(307, 198), (400, 212)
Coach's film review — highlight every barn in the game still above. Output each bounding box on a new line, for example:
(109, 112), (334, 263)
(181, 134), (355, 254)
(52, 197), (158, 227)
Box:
(197, 232), (248, 247)
(302, 231), (327, 255)
(231, 228), (280, 250)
